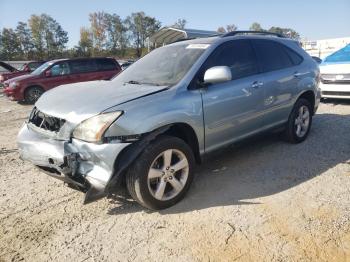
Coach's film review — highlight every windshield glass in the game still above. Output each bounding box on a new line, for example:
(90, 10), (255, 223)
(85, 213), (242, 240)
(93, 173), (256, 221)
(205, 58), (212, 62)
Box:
(31, 61), (52, 76)
(114, 44), (209, 86)
(324, 44), (350, 63)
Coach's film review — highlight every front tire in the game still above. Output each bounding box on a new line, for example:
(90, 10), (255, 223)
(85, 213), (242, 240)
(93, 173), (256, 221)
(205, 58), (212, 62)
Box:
(126, 135), (195, 210)
(24, 86), (44, 104)
(285, 98), (312, 143)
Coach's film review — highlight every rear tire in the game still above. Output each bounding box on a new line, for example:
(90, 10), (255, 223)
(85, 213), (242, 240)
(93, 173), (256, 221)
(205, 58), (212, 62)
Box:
(126, 135), (195, 210)
(285, 98), (312, 144)
(24, 86), (44, 104)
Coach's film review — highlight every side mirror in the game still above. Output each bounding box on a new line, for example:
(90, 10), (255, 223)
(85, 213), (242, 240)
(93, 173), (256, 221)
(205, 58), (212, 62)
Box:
(204, 66), (232, 84)
(24, 67), (31, 72)
(44, 70), (51, 77)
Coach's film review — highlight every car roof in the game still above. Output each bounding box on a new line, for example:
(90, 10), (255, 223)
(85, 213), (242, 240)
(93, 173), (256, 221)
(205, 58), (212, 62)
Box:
(169, 34), (298, 47)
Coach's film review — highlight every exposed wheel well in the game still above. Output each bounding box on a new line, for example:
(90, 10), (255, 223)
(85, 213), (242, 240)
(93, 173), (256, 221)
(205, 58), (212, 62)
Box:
(298, 91), (315, 114)
(162, 123), (201, 164)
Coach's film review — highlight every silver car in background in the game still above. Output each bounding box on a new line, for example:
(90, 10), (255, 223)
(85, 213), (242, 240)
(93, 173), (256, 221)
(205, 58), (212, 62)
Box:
(17, 31), (320, 210)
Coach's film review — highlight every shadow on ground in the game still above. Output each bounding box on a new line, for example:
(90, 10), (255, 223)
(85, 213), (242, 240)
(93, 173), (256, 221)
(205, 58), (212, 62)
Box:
(107, 112), (350, 215)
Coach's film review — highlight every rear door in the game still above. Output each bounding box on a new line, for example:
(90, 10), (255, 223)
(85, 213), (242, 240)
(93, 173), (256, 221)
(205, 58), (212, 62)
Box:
(199, 40), (265, 152)
(252, 39), (303, 127)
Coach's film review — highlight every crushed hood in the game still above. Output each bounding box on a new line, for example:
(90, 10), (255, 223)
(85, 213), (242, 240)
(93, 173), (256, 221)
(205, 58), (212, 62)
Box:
(35, 80), (167, 124)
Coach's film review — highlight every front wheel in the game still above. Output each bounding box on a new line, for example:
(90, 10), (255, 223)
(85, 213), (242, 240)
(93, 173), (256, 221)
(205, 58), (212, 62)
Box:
(126, 135), (195, 210)
(24, 86), (44, 104)
(285, 98), (313, 143)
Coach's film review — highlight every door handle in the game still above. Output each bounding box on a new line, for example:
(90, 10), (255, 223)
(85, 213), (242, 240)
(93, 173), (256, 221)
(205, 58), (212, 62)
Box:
(294, 72), (306, 78)
(251, 81), (264, 89)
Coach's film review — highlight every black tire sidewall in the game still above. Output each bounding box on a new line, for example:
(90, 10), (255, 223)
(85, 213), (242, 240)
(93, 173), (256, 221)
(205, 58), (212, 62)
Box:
(127, 136), (195, 210)
(25, 86), (44, 104)
(287, 98), (313, 143)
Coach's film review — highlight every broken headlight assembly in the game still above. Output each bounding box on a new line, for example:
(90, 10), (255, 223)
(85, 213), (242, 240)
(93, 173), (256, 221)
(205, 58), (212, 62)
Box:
(72, 111), (123, 143)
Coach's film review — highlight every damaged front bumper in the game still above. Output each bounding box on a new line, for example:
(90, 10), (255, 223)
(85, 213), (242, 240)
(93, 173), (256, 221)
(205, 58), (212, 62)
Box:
(17, 123), (131, 203)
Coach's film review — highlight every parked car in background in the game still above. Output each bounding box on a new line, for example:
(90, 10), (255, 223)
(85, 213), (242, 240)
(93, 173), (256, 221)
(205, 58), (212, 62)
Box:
(120, 60), (134, 70)
(0, 61), (46, 87)
(4, 57), (121, 103)
(17, 32), (320, 210)
(319, 44), (350, 99)
(311, 56), (322, 64)
(0, 62), (18, 88)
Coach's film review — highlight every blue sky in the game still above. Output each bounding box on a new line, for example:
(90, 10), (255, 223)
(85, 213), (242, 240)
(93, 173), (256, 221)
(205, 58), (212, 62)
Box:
(0, 0), (349, 47)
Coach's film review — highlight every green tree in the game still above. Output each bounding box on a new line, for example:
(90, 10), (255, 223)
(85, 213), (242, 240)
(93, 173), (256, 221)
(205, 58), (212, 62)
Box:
(217, 27), (226, 33)
(226, 24), (237, 32)
(28, 14), (68, 59)
(89, 12), (107, 53)
(15, 22), (34, 59)
(249, 22), (263, 31)
(77, 27), (93, 57)
(172, 19), (187, 29)
(126, 12), (161, 57)
(104, 13), (128, 55)
(0, 28), (21, 60)
(28, 14), (45, 58)
(268, 26), (300, 40)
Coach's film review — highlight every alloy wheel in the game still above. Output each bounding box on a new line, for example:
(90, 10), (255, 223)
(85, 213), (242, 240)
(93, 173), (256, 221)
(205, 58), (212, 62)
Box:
(147, 149), (189, 201)
(294, 105), (310, 138)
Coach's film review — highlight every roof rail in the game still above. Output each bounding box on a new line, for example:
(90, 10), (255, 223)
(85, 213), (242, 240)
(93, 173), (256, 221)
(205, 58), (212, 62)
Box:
(222, 31), (285, 38)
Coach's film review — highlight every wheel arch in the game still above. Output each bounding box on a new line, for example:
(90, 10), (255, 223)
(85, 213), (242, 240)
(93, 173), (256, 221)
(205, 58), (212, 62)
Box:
(297, 90), (316, 114)
(105, 123), (201, 193)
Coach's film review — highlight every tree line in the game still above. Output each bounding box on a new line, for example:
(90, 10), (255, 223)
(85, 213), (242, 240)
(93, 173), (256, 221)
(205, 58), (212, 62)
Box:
(0, 12), (300, 61)
(217, 22), (300, 40)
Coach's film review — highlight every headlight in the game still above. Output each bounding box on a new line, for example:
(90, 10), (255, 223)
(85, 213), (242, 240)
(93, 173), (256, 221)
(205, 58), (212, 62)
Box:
(9, 81), (19, 89)
(72, 111), (123, 143)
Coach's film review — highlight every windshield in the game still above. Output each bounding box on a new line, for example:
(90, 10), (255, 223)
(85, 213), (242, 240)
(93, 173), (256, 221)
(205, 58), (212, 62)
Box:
(114, 44), (208, 86)
(31, 61), (52, 76)
(323, 44), (350, 63)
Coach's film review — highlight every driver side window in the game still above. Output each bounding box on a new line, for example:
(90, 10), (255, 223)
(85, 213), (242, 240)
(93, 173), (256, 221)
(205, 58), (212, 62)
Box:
(50, 62), (70, 76)
(196, 40), (259, 84)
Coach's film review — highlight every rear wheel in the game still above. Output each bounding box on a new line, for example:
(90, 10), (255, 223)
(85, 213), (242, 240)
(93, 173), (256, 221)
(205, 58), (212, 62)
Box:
(24, 86), (44, 104)
(126, 135), (195, 210)
(285, 98), (312, 143)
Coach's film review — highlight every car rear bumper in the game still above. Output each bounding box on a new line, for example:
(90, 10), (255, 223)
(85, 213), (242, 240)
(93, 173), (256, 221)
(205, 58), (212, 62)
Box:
(17, 123), (131, 203)
(319, 82), (350, 99)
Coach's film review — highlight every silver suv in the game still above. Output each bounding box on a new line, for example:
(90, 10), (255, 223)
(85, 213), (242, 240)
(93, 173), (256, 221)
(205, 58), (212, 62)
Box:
(17, 31), (321, 210)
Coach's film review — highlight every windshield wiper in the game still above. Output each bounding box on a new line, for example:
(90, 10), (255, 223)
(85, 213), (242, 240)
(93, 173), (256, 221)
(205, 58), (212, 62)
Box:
(124, 80), (141, 85)
(124, 80), (164, 86)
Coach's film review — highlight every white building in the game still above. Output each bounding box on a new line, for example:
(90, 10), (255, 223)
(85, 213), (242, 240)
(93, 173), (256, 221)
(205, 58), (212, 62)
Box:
(302, 37), (350, 59)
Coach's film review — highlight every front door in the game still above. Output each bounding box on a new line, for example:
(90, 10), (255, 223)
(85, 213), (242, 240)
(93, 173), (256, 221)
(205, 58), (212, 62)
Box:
(198, 40), (265, 152)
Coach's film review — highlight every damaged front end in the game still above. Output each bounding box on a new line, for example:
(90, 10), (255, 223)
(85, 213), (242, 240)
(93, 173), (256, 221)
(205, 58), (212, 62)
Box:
(17, 107), (132, 204)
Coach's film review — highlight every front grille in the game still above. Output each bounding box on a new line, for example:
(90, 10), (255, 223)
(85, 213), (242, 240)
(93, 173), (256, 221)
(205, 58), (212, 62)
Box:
(321, 73), (350, 84)
(29, 107), (65, 133)
(322, 91), (350, 97)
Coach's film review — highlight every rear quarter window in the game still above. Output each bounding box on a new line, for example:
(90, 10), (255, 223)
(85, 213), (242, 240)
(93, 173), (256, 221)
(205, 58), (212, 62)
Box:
(69, 60), (97, 74)
(95, 59), (119, 71)
(283, 46), (303, 65)
(252, 39), (296, 72)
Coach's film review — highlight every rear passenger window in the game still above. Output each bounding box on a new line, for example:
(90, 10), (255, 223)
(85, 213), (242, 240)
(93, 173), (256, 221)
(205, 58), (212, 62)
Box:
(283, 46), (303, 65)
(207, 40), (259, 80)
(69, 60), (97, 74)
(253, 40), (294, 72)
(95, 59), (118, 71)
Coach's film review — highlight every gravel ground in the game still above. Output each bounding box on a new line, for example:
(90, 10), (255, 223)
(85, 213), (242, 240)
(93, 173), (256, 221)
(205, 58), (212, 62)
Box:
(0, 96), (349, 262)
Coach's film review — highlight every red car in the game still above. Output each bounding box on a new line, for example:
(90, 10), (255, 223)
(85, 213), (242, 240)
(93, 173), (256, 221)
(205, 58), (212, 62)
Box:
(4, 58), (121, 104)
(0, 61), (46, 84)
